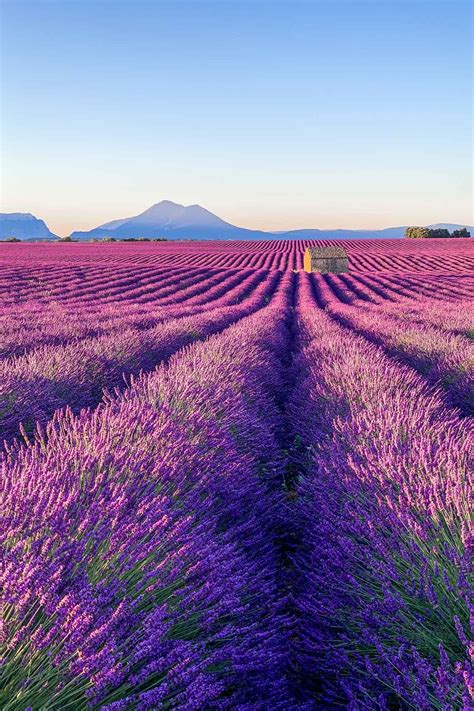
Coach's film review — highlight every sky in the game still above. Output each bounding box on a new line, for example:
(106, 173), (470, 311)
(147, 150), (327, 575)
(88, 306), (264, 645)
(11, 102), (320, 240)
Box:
(0, 0), (472, 237)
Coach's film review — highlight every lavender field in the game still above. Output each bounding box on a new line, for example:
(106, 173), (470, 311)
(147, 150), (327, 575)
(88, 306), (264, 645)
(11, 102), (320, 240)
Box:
(1, 239), (473, 710)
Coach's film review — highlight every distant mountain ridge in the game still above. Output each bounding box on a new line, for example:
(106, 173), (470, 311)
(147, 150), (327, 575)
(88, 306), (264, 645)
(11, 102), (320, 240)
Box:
(71, 200), (270, 241)
(1, 204), (472, 241)
(0, 213), (59, 240)
(69, 201), (473, 241)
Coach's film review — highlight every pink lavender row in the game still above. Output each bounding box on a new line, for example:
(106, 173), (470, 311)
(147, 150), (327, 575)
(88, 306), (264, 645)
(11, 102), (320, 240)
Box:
(57, 265), (262, 308)
(0, 269), (267, 359)
(288, 273), (472, 708)
(311, 272), (473, 337)
(0, 264), (190, 304)
(371, 298), (474, 338)
(2, 237), (473, 272)
(0, 239), (474, 272)
(374, 273), (474, 302)
(0, 262), (263, 311)
(0, 263), (240, 308)
(320, 296), (474, 416)
(5, 267), (468, 365)
(0, 266), (252, 327)
(314, 272), (471, 306)
(0, 271), (210, 313)
(1, 274), (296, 709)
(310, 273), (412, 307)
(307, 276), (473, 414)
(320, 274), (474, 333)
(2, 238), (471, 260)
(0, 271), (281, 447)
(140, 249), (474, 273)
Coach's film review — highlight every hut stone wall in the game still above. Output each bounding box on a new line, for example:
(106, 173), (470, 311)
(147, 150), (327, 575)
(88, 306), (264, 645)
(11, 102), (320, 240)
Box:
(303, 246), (349, 273)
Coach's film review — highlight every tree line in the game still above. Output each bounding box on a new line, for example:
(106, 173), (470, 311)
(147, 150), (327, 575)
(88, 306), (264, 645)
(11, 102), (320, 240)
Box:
(405, 226), (471, 239)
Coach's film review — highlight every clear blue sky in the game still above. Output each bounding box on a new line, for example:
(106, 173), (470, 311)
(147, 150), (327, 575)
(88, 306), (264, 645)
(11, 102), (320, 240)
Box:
(1, 0), (472, 236)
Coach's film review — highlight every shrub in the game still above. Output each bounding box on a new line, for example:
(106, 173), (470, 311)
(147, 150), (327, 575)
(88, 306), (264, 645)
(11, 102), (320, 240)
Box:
(451, 227), (471, 238)
(405, 226), (430, 239)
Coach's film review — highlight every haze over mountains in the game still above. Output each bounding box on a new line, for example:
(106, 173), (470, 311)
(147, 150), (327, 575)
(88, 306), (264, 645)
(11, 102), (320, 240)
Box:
(1, 202), (472, 241)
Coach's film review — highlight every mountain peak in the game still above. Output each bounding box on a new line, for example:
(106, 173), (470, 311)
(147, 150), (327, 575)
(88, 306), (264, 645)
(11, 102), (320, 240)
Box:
(71, 200), (258, 239)
(148, 199), (184, 210)
(126, 200), (232, 230)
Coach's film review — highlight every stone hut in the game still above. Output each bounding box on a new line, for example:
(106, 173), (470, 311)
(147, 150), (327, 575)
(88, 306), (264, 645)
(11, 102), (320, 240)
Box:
(303, 245), (349, 273)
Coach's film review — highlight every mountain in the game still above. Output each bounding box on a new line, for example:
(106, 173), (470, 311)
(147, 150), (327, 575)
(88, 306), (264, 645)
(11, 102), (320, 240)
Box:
(68, 201), (473, 241)
(0, 213), (59, 241)
(70, 200), (269, 241)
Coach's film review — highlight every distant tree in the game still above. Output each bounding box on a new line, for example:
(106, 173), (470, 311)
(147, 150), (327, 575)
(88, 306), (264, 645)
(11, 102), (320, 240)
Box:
(427, 228), (450, 239)
(4, 236), (20, 242)
(405, 226), (430, 239)
(61, 235), (74, 242)
(102, 236), (116, 242)
(404, 226), (465, 239)
(451, 227), (471, 238)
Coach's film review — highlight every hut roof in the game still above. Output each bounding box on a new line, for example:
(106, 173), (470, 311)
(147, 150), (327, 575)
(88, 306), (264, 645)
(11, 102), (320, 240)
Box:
(306, 246), (348, 258)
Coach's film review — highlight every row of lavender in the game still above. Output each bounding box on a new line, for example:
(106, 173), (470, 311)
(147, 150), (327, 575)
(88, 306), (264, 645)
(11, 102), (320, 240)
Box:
(2, 267), (471, 364)
(0, 268), (268, 359)
(322, 271), (473, 305)
(2, 265), (236, 305)
(1, 274), (296, 709)
(0, 271), (280, 446)
(311, 276), (473, 416)
(5, 239), (473, 273)
(5, 265), (471, 309)
(289, 274), (472, 708)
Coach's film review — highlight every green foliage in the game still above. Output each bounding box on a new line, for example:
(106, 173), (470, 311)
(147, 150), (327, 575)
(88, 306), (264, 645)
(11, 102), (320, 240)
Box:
(428, 228), (450, 239)
(3, 236), (20, 242)
(451, 227), (471, 238)
(405, 226), (471, 239)
(405, 226), (430, 239)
